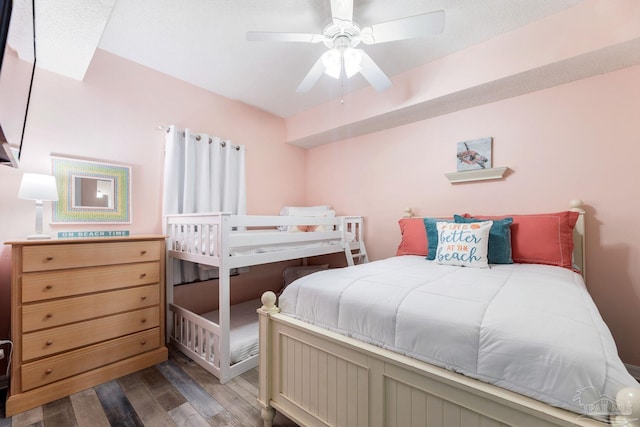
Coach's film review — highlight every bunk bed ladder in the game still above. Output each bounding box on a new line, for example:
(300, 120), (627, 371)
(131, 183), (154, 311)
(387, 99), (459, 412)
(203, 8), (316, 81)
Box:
(345, 240), (369, 266)
(343, 216), (369, 266)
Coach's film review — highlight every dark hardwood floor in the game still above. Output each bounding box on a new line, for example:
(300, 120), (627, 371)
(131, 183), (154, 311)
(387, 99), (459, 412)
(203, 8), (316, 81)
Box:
(0, 347), (298, 427)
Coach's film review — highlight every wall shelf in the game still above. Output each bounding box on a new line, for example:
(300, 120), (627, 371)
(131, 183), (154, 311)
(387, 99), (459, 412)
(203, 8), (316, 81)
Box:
(445, 166), (509, 184)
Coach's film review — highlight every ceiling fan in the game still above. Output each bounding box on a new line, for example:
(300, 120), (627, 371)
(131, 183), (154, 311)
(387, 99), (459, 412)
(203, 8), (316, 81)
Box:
(246, 0), (445, 93)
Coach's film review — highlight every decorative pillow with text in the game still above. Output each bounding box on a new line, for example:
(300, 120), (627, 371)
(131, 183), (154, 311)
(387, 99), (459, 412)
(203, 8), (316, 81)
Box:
(454, 215), (513, 264)
(435, 221), (493, 268)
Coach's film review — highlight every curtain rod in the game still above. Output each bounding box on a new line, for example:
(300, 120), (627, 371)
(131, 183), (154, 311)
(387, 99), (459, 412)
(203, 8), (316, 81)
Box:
(156, 125), (240, 150)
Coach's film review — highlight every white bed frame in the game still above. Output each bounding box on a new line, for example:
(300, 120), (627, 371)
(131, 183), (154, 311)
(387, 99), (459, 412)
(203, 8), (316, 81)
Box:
(257, 201), (640, 427)
(165, 212), (367, 383)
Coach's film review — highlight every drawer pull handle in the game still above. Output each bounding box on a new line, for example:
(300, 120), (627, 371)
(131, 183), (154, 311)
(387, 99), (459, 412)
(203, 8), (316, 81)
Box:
(45, 369), (52, 375)
(46, 340), (53, 346)
(45, 313), (52, 319)
(45, 285), (53, 290)
(140, 340), (146, 345)
(45, 256), (54, 261)
(141, 318), (147, 323)
(140, 250), (147, 255)
(141, 296), (147, 300)
(140, 273), (147, 278)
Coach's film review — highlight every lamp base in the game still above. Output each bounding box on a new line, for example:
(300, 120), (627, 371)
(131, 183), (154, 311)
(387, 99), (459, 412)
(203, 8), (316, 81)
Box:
(26, 233), (52, 240)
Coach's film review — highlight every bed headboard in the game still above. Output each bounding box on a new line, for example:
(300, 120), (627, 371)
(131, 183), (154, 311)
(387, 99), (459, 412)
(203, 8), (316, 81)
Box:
(402, 199), (587, 281)
(570, 199), (586, 280)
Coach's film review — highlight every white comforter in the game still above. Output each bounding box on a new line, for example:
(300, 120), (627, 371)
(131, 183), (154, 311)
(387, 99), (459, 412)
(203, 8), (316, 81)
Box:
(279, 255), (637, 414)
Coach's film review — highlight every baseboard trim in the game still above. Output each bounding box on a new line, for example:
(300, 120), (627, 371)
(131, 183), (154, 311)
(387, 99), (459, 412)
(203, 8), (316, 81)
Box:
(625, 363), (640, 382)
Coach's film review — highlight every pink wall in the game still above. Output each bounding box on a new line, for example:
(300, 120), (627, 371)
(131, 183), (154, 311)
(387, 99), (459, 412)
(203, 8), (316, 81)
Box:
(0, 49), (309, 338)
(0, 49), (306, 236)
(304, 64), (640, 365)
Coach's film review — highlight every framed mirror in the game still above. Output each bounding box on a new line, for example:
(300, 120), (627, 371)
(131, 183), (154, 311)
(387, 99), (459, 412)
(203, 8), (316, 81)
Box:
(51, 156), (131, 224)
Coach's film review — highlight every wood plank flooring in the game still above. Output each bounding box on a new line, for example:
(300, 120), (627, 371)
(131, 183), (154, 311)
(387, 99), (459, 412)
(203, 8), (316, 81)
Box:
(0, 347), (299, 427)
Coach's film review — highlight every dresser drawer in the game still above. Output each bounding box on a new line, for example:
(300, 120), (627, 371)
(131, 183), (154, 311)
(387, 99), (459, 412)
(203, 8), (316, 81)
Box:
(22, 285), (160, 332)
(21, 329), (160, 391)
(21, 262), (160, 302)
(22, 241), (162, 272)
(22, 307), (159, 361)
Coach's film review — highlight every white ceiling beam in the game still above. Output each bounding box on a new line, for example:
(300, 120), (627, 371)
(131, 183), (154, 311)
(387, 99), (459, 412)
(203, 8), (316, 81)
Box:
(8, 0), (116, 81)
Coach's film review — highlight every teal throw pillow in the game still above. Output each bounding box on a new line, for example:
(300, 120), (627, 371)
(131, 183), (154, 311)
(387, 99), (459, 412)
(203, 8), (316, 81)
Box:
(453, 214), (514, 264)
(423, 217), (453, 260)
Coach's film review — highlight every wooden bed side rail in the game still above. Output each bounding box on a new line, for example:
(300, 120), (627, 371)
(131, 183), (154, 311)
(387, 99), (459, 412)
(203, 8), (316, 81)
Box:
(257, 291), (640, 427)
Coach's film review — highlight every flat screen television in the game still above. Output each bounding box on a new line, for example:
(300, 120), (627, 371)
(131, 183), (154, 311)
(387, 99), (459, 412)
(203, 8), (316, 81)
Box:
(0, 0), (35, 168)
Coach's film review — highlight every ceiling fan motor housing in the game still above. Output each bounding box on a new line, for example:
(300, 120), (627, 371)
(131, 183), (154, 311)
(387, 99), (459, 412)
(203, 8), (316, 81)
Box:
(322, 19), (361, 48)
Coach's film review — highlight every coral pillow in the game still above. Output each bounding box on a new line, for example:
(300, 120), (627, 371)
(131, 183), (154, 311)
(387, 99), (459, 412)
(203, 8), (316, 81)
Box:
(435, 221), (493, 268)
(468, 211), (579, 268)
(396, 218), (428, 256)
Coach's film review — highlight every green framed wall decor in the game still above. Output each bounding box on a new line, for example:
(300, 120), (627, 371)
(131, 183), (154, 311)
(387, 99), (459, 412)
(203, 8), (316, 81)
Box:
(51, 156), (131, 224)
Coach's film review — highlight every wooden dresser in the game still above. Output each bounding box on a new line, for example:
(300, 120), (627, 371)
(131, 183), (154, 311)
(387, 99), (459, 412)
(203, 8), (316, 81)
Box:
(4, 235), (168, 416)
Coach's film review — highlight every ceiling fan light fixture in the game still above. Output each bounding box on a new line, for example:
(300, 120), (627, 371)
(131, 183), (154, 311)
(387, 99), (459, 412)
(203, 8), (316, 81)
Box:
(343, 47), (362, 78)
(322, 48), (342, 79)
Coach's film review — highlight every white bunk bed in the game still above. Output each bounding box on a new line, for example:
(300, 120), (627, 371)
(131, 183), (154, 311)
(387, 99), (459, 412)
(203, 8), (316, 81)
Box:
(165, 212), (367, 383)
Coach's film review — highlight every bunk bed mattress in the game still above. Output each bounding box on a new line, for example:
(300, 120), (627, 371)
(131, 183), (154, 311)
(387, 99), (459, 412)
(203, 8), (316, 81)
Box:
(176, 230), (355, 257)
(278, 255), (637, 415)
(230, 230), (355, 256)
(201, 298), (260, 364)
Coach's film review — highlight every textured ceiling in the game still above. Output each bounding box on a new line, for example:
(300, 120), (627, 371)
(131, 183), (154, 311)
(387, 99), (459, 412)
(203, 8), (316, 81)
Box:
(8, 0), (583, 118)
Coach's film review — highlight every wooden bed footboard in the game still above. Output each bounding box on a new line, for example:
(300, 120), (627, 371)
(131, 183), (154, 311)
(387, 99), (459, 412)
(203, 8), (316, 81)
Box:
(257, 292), (640, 427)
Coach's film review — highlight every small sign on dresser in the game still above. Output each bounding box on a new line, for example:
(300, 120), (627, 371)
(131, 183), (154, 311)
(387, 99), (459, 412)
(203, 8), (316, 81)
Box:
(57, 230), (130, 238)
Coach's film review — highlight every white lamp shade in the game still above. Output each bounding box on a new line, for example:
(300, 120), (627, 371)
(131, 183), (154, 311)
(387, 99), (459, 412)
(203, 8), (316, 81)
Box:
(343, 48), (362, 78)
(322, 49), (342, 79)
(18, 173), (59, 201)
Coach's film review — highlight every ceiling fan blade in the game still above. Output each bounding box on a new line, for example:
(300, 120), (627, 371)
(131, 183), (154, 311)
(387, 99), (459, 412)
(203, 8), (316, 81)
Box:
(360, 10), (445, 44)
(357, 49), (391, 91)
(330, 0), (353, 23)
(296, 56), (326, 93)
(246, 31), (326, 43)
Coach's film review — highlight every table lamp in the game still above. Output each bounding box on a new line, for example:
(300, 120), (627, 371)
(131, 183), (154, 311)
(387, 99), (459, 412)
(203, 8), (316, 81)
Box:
(18, 173), (59, 239)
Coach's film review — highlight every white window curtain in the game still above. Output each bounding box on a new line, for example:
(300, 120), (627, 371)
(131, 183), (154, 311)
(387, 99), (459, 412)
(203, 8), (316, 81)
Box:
(162, 125), (246, 284)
